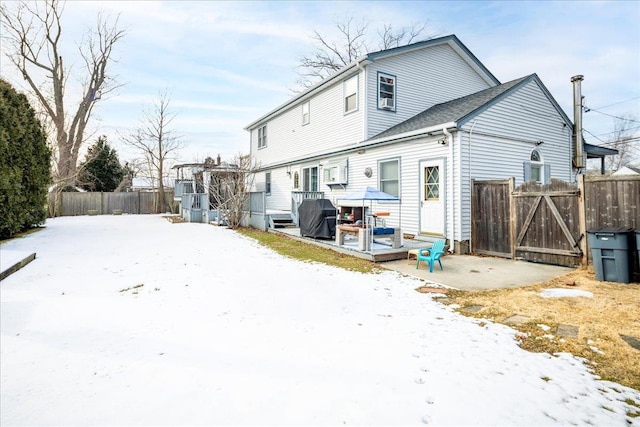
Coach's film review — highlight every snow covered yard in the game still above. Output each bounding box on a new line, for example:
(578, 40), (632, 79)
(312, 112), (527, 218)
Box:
(1, 215), (638, 426)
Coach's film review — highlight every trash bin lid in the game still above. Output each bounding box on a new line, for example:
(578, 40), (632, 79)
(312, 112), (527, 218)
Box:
(587, 226), (634, 235)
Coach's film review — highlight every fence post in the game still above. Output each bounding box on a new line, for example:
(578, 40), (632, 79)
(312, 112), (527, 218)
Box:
(577, 174), (588, 266)
(509, 177), (516, 260)
(470, 179), (476, 254)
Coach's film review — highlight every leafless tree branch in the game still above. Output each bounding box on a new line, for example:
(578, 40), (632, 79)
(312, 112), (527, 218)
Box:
(295, 17), (434, 91)
(0, 0), (125, 186)
(121, 90), (186, 213)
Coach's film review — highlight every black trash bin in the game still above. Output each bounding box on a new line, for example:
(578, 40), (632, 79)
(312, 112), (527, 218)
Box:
(587, 227), (634, 283)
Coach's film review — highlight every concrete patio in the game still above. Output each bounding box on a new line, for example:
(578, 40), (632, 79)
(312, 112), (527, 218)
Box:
(272, 227), (576, 291)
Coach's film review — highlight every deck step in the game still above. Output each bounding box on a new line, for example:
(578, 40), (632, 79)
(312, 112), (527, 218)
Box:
(272, 220), (296, 228)
(270, 215), (296, 229)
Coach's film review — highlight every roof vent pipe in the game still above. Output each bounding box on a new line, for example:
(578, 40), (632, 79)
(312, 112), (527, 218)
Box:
(571, 75), (584, 168)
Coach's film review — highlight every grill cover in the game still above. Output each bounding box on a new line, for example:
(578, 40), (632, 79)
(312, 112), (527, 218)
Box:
(298, 199), (337, 239)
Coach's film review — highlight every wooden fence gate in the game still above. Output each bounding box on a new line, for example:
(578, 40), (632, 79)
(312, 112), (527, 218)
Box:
(513, 179), (582, 267)
(472, 178), (583, 267)
(473, 175), (639, 269)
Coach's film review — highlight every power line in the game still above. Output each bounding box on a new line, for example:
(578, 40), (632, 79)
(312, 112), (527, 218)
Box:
(584, 108), (640, 122)
(592, 96), (640, 110)
(595, 125), (640, 137)
(583, 128), (607, 144)
(595, 137), (640, 147)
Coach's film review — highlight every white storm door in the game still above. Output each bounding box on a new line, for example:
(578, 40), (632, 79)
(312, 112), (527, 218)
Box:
(420, 159), (445, 235)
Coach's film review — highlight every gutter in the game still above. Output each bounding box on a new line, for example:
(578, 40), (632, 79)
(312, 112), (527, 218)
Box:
(254, 121), (458, 172)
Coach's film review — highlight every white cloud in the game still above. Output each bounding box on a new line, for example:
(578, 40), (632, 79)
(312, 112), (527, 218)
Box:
(2, 0), (638, 162)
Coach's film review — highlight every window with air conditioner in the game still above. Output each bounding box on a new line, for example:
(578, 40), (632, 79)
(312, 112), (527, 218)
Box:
(323, 159), (348, 186)
(378, 72), (396, 111)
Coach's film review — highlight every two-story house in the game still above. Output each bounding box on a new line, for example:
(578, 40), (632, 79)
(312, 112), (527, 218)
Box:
(244, 34), (603, 253)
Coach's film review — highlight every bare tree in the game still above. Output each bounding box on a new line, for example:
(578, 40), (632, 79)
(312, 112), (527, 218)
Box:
(0, 0), (125, 187)
(605, 114), (640, 172)
(122, 90), (185, 213)
(377, 23), (429, 50)
(209, 154), (258, 229)
(296, 17), (434, 89)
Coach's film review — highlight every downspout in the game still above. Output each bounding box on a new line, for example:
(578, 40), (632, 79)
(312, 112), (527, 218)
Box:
(443, 127), (455, 253)
(468, 120), (478, 253)
(358, 59), (368, 144)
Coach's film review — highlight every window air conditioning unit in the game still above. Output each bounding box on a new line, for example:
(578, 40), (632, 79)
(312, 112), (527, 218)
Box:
(380, 98), (394, 110)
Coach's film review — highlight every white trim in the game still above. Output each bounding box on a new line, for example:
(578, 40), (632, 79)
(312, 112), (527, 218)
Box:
(367, 122), (457, 146)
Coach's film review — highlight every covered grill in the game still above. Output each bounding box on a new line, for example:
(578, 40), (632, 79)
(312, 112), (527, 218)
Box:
(298, 199), (337, 239)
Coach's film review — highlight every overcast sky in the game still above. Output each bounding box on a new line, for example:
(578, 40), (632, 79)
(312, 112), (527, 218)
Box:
(2, 0), (639, 167)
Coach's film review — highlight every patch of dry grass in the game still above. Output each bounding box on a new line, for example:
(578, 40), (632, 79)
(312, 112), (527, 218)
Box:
(444, 266), (640, 391)
(237, 227), (383, 273)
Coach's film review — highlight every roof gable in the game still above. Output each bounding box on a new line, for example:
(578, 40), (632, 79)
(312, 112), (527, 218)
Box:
(367, 74), (573, 143)
(245, 34), (499, 130)
(368, 75), (532, 141)
(366, 34), (500, 86)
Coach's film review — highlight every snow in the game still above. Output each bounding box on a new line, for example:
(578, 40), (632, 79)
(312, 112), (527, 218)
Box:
(0, 250), (33, 273)
(1, 215), (638, 426)
(539, 288), (594, 298)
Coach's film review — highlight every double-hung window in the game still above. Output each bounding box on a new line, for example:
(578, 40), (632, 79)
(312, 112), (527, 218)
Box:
(257, 125), (267, 149)
(379, 158), (400, 197)
(265, 172), (271, 195)
(302, 101), (310, 125)
(344, 75), (358, 113)
(378, 72), (396, 111)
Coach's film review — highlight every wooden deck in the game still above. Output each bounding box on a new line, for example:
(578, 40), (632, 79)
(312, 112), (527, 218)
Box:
(270, 227), (429, 263)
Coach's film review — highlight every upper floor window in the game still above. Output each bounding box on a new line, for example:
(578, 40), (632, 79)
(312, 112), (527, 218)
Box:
(344, 75), (358, 113)
(378, 72), (396, 111)
(379, 158), (400, 197)
(302, 101), (310, 125)
(258, 125), (267, 149)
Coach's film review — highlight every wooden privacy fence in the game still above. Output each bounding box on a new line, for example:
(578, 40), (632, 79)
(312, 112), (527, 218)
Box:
(472, 175), (640, 267)
(49, 191), (175, 217)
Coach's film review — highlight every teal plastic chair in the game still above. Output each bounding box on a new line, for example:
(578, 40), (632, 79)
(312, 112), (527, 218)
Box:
(416, 239), (446, 272)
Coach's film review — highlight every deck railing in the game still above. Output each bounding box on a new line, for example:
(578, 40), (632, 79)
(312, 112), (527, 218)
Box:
(173, 179), (194, 201)
(291, 191), (325, 225)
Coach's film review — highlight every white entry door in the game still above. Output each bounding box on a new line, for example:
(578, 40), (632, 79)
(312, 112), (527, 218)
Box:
(419, 159), (445, 235)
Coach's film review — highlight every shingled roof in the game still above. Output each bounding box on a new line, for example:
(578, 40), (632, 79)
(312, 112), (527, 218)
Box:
(368, 75), (533, 142)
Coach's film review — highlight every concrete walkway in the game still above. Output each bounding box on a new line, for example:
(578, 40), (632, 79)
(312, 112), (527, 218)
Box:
(381, 254), (576, 291)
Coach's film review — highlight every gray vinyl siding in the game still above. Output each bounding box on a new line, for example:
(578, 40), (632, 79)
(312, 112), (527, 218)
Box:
(366, 44), (494, 139)
(251, 73), (365, 168)
(259, 167), (297, 211)
(317, 138), (452, 239)
(456, 79), (573, 241)
(459, 79), (573, 184)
